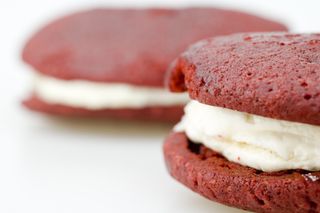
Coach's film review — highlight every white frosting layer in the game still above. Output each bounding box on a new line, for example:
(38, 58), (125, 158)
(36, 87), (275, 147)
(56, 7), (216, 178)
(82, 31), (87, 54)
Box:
(175, 100), (320, 172)
(33, 74), (189, 109)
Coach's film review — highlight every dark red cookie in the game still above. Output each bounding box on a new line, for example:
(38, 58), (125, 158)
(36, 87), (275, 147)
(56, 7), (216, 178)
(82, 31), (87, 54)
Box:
(23, 8), (287, 87)
(168, 33), (320, 125)
(23, 95), (183, 122)
(22, 9), (286, 120)
(164, 132), (320, 213)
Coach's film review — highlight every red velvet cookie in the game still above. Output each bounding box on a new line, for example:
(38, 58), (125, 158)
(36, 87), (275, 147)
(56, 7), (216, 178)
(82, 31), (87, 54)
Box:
(164, 132), (320, 213)
(168, 33), (320, 125)
(165, 33), (320, 212)
(22, 8), (287, 121)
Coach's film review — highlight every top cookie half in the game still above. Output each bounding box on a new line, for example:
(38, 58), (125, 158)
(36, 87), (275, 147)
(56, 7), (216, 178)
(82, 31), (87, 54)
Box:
(168, 33), (320, 125)
(22, 8), (286, 87)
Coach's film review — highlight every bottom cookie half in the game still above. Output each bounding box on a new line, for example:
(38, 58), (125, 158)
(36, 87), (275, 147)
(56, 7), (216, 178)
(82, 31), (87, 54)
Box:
(23, 95), (184, 122)
(163, 132), (320, 213)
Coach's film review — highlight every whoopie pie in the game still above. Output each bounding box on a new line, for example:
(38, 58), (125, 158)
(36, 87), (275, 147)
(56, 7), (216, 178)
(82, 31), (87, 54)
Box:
(22, 8), (286, 122)
(164, 33), (320, 212)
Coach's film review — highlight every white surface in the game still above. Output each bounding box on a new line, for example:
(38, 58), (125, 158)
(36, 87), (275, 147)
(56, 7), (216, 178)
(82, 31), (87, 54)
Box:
(1, 0), (320, 212)
(33, 73), (189, 109)
(177, 100), (320, 172)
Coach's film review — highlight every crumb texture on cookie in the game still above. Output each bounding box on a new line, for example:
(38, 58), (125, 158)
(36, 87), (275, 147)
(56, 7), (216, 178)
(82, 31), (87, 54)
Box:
(168, 33), (320, 125)
(163, 132), (320, 213)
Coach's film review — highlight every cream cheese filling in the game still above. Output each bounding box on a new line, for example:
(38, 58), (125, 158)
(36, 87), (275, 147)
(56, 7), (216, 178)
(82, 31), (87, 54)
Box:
(175, 100), (320, 172)
(32, 73), (189, 109)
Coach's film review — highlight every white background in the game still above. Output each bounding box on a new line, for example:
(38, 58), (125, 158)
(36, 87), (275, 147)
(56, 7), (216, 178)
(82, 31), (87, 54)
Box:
(1, 1), (320, 212)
